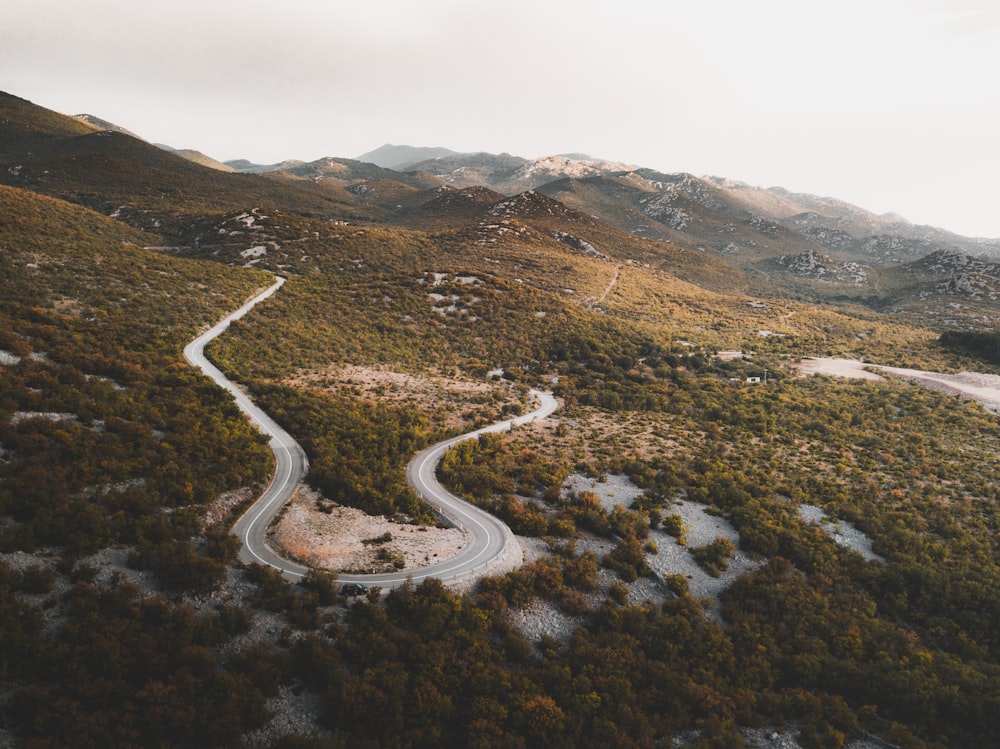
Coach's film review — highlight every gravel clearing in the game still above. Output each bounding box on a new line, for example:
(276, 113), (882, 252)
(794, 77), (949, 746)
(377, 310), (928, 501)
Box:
(563, 472), (645, 510)
(565, 473), (762, 617)
(242, 685), (328, 748)
(794, 357), (885, 381)
(797, 357), (1000, 412)
(270, 486), (466, 574)
(507, 598), (585, 643)
(509, 474), (764, 642)
(673, 727), (884, 749)
(646, 499), (761, 620)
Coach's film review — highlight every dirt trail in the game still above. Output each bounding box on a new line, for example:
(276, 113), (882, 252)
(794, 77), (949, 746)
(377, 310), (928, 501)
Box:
(598, 265), (620, 304)
(778, 309), (796, 329)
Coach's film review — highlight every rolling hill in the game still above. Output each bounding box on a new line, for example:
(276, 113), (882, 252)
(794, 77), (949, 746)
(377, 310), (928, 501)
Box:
(0, 92), (371, 233)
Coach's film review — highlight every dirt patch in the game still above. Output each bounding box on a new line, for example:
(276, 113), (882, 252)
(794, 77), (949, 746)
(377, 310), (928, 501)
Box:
(546, 409), (693, 465)
(875, 366), (1000, 411)
(270, 486), (466, 574)
(794, 358), (884, 381)
(201, 486), (256, 532)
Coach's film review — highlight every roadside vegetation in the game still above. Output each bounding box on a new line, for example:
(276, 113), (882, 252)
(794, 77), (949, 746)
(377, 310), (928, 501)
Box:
(0, 186), (273, 576)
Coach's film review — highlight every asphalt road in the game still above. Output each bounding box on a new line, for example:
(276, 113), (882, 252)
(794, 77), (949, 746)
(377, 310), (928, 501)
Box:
(184, 277), (559, 587)
(183, 277), (311, 579)
(396, 388), (559, 586)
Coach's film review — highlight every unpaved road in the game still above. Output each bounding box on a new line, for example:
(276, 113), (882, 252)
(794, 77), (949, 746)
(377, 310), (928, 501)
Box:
(797, 357), (1000, 412)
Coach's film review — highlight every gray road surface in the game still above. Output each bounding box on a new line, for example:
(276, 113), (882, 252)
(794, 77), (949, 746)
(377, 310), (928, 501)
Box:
(184, 277), (559, 586)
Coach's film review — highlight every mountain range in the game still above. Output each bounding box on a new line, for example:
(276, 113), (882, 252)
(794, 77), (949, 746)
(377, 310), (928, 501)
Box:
(3, 90), (1000, 332)
(225, 142), (1000, 263)
(212, 144), (1000, 331)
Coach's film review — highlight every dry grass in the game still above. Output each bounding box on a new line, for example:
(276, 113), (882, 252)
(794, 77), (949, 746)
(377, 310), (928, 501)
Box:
(284, 364), (521, 429)
(522, 406), (697, 468)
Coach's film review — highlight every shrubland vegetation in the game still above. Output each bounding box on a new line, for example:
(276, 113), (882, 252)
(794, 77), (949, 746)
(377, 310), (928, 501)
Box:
(5, 578), (273, 746)
(251, 383), (432, 519)
(4, 93), (1000, 747)
(0, 186), (273, 575)
(435, 367), (1000, 747)
(200, 223), (1000, 745)
(939, 329), (1000, 365)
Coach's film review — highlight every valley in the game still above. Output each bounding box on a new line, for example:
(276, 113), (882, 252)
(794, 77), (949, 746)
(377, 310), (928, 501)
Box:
(2, 90), (1000, 748)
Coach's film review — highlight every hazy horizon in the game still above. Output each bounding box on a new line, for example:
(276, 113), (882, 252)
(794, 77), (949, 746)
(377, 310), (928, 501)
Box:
(4, 0), (999, 237)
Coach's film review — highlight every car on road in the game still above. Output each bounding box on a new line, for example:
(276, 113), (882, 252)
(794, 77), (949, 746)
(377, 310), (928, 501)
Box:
(341, 582), (368, 597)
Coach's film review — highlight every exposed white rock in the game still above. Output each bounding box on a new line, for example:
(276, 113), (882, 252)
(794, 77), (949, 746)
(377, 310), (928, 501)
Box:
(11, 411), (79, 425)
(798, 505), (884, 562)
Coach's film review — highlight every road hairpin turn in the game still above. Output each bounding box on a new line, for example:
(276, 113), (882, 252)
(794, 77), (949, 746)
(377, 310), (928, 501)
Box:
(185, 277), (559, 587)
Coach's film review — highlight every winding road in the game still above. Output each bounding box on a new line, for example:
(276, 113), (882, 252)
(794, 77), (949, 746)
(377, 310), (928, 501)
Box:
(184, 277), (559, 586)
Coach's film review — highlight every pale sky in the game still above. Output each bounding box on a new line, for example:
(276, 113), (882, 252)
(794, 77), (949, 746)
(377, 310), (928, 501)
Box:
(4, 0), (999, 237)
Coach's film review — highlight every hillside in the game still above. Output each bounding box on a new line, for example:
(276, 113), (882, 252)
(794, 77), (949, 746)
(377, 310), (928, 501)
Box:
(0, 92), (372, 234)
(72, 113), (145, 140)
(210, 135), (1000, 327)
(404, 151), (637, 194)
(0, 181), (274, 554)
(0, 91), (99, 155)
(277, 156), (442, 189)
(4, 92), (1000, 748)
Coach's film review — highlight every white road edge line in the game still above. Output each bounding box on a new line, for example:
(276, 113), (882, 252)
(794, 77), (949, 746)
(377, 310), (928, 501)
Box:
(184, 275), (560, 587)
